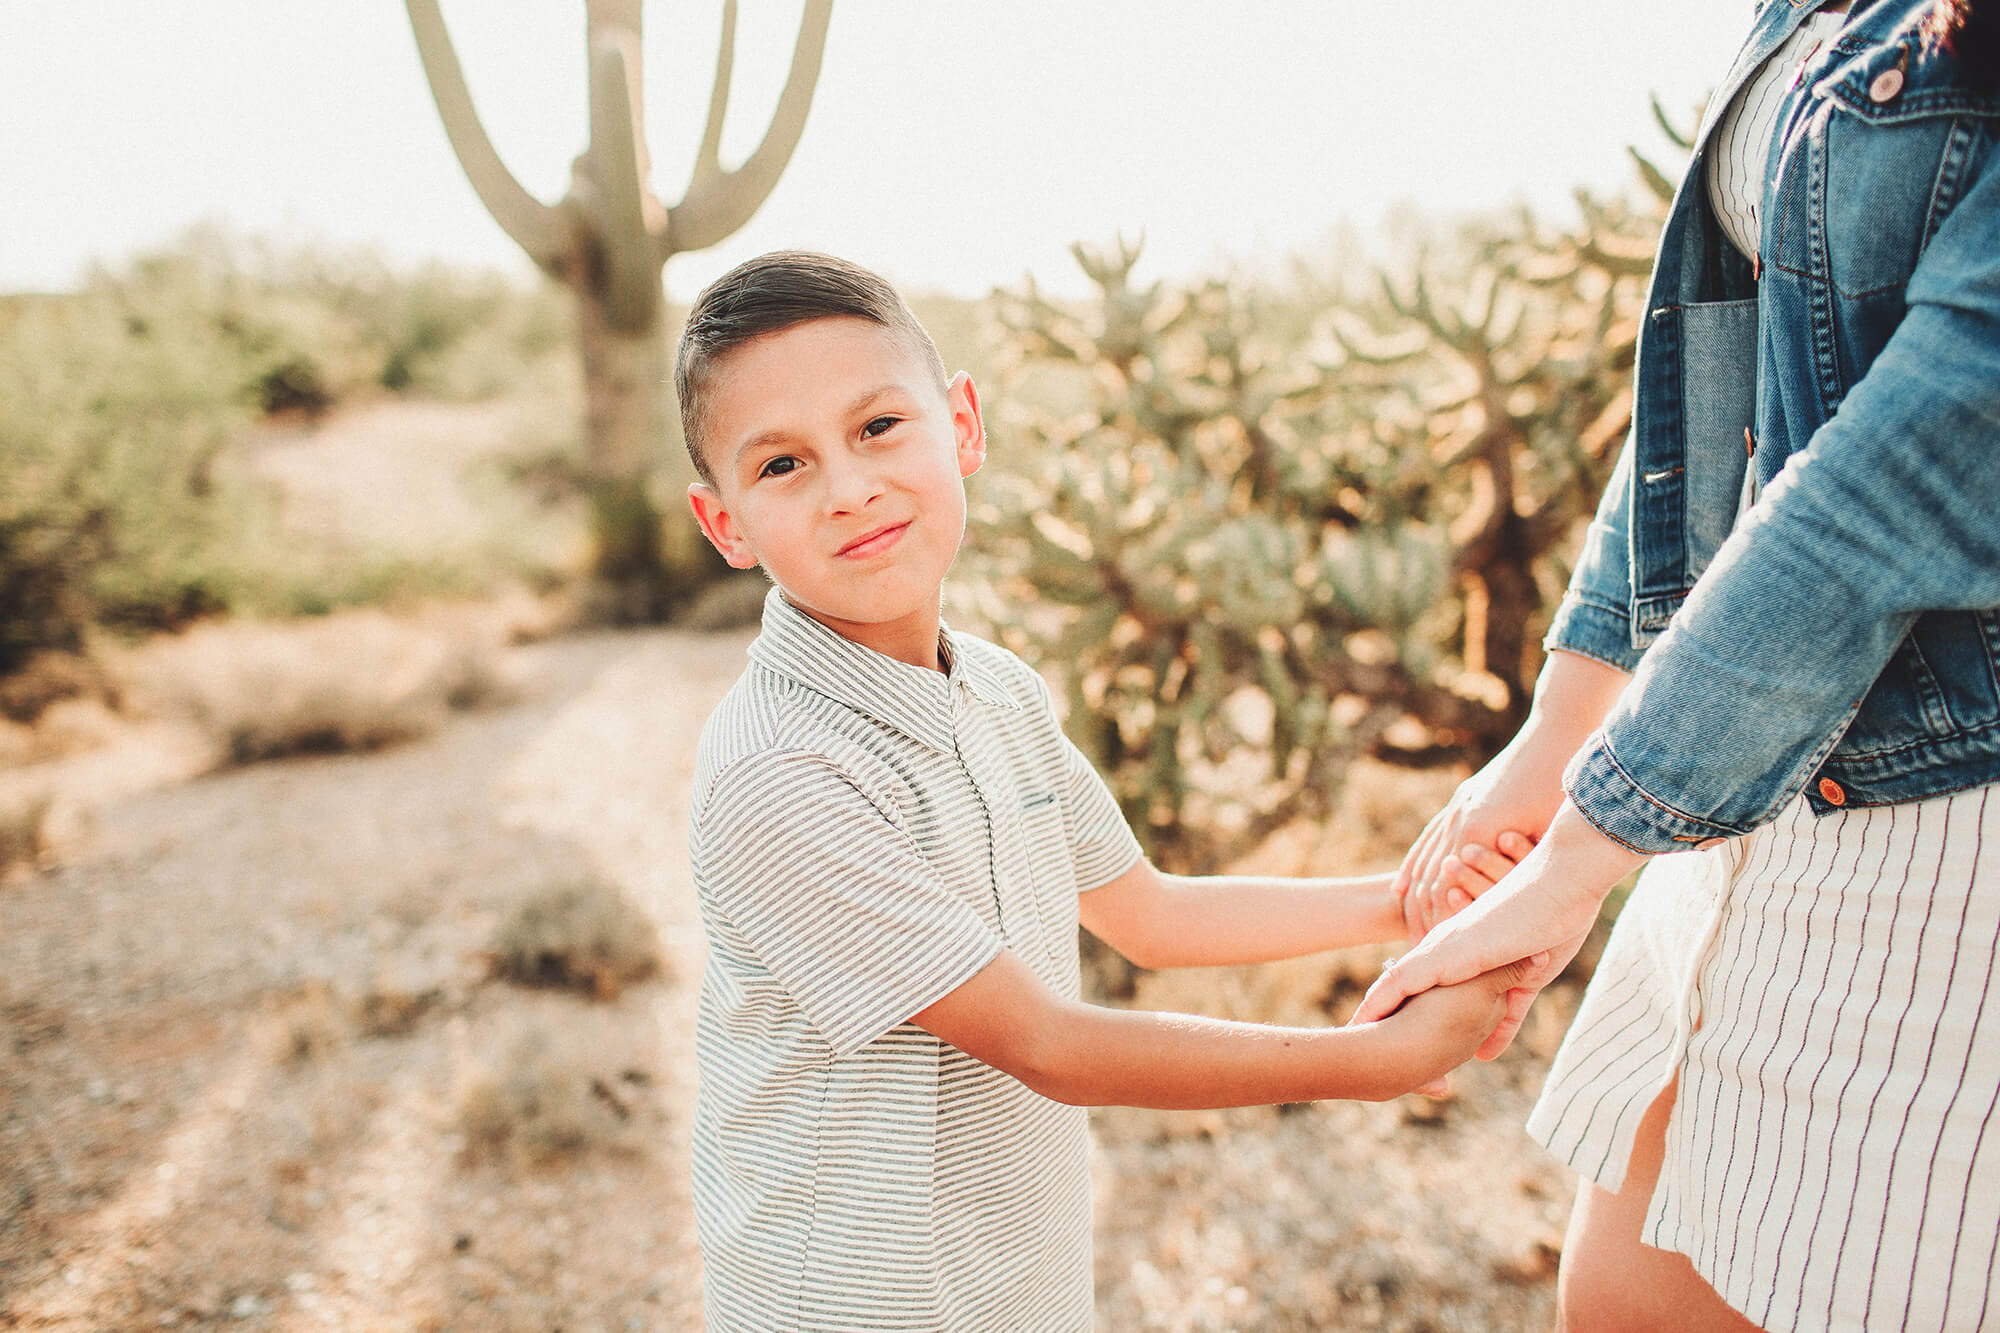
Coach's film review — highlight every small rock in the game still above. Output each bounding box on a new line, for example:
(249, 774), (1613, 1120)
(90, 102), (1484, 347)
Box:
(229, 1292), (265, 1318)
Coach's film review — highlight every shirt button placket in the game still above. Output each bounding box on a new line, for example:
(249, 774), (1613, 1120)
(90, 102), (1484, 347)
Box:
(953, 694), (1035, 955)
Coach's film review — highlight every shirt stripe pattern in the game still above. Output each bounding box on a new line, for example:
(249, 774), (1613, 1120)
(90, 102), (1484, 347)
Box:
(1703, 4), (1853, 262)
(1529, 785), (2000, 1331)
(690, 589), (1142, 1332)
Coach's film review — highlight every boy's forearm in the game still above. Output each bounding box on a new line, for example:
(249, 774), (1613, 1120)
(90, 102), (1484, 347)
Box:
(1133, 871), (1403, 968)
(1023, 989), (1483, 1108)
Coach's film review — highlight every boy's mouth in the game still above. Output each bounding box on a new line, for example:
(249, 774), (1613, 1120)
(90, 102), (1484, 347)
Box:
(836, 522), (910, 559)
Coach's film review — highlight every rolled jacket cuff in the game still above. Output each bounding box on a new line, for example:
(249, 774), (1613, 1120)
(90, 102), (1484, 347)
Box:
(1563, 735), (1748, 855)
(1544, 596), (1648, 674)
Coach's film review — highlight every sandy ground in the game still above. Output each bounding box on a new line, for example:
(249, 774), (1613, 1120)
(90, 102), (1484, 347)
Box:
(1, 620), (1582, 1331)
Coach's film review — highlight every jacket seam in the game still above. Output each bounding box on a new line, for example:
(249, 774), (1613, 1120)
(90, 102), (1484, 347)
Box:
(1828, 714), (2000, 765)
(1595, 738), (1755, 840)
(1544, 642), (1639, 675)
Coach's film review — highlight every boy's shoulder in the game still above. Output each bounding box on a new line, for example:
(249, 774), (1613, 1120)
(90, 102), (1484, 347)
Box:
(692, 660), (843, 812)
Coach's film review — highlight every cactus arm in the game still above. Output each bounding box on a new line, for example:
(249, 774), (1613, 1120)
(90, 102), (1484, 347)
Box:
(665, 0), (833, 256)
(689, 0), (739, 199)
(405, 0), (566, 272)
(587, 36), (662, 331)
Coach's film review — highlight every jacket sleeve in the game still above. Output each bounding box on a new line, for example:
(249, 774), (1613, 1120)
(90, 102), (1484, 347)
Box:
(1563, 137), (2000, 853)
(1543, 432), (1650, 675)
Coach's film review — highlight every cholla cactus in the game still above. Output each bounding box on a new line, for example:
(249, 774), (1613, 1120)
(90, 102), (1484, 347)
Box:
(966, 166), (1669, 871)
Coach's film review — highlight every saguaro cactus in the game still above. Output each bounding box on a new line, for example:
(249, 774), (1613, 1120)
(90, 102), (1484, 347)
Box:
(407, 0), (833, 615)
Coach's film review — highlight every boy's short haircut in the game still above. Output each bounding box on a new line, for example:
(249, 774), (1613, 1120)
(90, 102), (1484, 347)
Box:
(675, 250), (949, 485)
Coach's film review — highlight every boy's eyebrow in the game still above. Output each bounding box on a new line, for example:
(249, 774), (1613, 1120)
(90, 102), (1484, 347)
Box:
(728, 383), (909, 469)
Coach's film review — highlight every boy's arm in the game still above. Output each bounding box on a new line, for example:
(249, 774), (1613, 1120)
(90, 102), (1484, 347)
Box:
(1076, 840), (1526, 968)
(911, 947), (1542, 1108)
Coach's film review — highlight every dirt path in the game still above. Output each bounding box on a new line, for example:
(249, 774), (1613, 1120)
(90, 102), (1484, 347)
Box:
(2, 623), (1576, 1331)
(3, 626), (747, 1331)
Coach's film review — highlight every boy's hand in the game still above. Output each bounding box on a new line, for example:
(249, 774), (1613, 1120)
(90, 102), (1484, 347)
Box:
(1395, 829), (1536, 943)
(1367, 954), (1547, 1097)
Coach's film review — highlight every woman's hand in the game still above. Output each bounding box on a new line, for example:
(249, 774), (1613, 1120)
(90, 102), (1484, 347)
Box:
(1394, 650), (1632, 940)
(1360, 801), (1646, 1060)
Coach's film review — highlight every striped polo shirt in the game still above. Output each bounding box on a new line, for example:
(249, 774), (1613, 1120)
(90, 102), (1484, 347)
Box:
(689, 588), (1142, 1332)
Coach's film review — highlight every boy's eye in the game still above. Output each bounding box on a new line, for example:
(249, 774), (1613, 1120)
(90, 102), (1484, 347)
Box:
(861, 415), (901, 439)
(758, 455), (802, 479)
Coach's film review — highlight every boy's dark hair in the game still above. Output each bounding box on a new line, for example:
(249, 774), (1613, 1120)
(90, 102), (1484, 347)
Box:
(675, 251), (947, 485)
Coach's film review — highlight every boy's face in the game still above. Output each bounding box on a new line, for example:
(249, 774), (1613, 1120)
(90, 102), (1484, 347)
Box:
(686, 316), (986, 665)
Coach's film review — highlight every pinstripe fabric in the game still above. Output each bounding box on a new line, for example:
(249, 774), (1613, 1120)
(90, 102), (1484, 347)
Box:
(690, 589), (1142, 1331)
(1703, 4), (1853, 262)
(1529, 785), (2000, 1331)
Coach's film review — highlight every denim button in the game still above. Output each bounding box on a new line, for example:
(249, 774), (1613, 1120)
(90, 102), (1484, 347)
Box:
(1818, 777), (1847, 806)
(1870, 67), (1905, 103)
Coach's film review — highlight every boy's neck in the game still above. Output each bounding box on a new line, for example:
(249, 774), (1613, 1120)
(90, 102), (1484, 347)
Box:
(782, 592), (950, 673)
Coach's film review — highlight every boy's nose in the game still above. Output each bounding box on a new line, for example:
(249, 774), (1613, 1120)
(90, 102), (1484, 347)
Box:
(823, 455), (886, 514)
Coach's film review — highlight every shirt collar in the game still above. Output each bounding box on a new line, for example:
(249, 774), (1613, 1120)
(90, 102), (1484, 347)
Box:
(746, 587), (1019, 752)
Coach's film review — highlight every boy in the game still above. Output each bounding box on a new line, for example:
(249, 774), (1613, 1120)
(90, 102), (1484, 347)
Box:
(679, 251), (1536, 1331)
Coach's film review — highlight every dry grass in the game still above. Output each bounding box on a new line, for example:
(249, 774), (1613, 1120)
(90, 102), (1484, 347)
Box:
(456, 1021), (654, 1167)
(0, 772), (54, 877)
(0, 651), (113, 723)
(486, 877), (664, 999)
(352, 975), (443, 1038)
(263, 979), (346, 1066)
(116, 604), (518, 765)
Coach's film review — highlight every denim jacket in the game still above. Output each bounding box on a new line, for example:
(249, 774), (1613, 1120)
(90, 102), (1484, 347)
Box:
(1547, 0), (2000, 853)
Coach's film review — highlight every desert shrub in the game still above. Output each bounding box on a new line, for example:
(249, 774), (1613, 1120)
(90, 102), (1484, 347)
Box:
(263, 979), (345, 1065)
(457, 1022), (653, 1166)
(486, 878), (663, 999)
(962, 171), (1672, 871)
(0, 774), (54, 876)
(118, 606), (512, 764)
(353, 976), (442, 1038)
(0, 229), (573, 670)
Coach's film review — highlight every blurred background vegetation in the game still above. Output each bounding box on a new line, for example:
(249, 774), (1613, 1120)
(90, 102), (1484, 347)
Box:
(0, 114), (1676, 865)
(0, 226), (576, 670)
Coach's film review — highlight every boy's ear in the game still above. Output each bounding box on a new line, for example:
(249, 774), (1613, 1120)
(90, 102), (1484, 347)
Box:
(948, 371), (986, 479)
(687, 482), (759, 570)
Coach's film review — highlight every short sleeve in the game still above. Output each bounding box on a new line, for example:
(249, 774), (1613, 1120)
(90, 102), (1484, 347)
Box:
(1057, 733), (1144, 891)
(695, 750), (1002, 1055)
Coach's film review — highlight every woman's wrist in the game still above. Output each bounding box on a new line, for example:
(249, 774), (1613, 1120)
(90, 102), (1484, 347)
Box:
(1533, 799), (1649, 906)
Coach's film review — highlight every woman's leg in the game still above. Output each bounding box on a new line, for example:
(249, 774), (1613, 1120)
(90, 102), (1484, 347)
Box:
(1557, 1078), (1763, 1333)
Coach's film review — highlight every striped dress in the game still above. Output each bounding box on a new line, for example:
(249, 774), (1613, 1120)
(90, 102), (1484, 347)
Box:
(1529, 788), (2000, 1330)
(689, 589), (1142, 1332)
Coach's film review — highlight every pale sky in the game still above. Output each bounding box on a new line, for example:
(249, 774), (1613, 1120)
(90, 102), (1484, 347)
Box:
(1, 2), (1752, 301)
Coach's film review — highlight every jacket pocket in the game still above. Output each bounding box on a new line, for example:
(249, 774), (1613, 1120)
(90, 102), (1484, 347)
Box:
(1629, 298), (1758, 642)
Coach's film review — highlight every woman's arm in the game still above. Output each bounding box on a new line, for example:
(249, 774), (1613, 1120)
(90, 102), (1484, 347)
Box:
(1394, 650), (1631, 937)
(912, 947), (1543, 1107)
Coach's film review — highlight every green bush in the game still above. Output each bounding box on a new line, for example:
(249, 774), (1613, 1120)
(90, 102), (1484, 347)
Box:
(0, 229), (573, 672)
